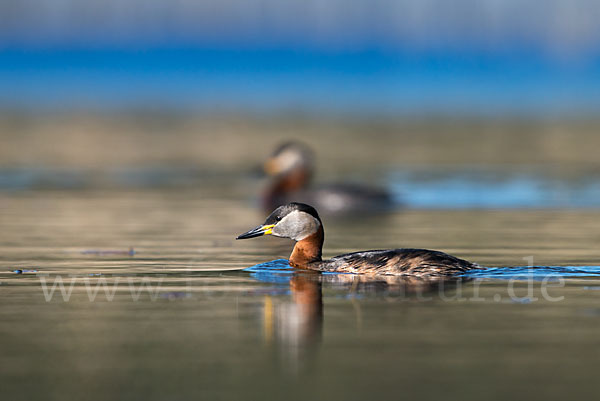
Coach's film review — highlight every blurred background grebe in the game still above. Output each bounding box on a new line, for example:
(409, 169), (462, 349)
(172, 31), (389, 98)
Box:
(2, 1), (600, 401)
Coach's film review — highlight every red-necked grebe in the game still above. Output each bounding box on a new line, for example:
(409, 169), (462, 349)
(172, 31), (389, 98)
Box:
(263, 141), (393, 215)
(237, 202), (479, 277)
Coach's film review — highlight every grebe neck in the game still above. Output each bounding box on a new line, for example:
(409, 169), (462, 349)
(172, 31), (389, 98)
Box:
(264, 168), (311, 207)
(289, 226), (324, 268)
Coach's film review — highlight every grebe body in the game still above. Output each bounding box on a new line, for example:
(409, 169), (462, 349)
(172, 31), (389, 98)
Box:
(237, 203), (479, 277)
(263, 142), (393, 215)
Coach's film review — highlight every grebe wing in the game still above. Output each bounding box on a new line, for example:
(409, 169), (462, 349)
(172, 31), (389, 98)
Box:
(322, 248), (478, 276)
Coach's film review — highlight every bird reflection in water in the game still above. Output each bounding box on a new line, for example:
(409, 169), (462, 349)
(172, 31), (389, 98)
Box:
(252, 263), (467, 375)
(262, 272), (323, 375)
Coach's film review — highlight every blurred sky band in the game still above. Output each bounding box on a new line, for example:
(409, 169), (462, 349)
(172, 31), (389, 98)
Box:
(1, 0), (599, 116)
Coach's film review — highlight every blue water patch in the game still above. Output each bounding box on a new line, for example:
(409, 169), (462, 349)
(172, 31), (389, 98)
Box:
(244, 259), (343, 284)
(5, 165), (600, 210)
(1, 48), (599, 115)
(244, 259), (296, 284)
(464, 265), (600, 280)
(245, 259), (600, 285)
(389, 170), (600, 209)
(245, 260), (600, 284)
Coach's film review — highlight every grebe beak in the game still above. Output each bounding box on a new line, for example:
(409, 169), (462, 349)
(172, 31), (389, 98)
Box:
(236, 224), (275, 240)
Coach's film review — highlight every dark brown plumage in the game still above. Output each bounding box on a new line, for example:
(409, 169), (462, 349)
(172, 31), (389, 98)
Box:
(309, 248), (478, 277)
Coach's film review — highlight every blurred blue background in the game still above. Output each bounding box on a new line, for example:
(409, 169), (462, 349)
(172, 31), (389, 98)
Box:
(1, 0), (599, 115)
(3, 6), (600, 401)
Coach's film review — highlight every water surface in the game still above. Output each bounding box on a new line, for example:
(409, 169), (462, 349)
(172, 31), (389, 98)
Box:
(2, 188), (600, 400)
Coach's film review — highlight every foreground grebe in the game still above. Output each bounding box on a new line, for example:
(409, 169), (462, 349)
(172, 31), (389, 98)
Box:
(237, 202), (479, 277)
(263, 141), (392, 215)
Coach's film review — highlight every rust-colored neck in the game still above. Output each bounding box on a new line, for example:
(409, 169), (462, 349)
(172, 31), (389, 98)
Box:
(289, 226), (324, 268)
(263, 167), (312, 210)
(276, 167), (311, 192)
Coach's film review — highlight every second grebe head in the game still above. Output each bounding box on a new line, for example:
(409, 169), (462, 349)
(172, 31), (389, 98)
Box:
(237, 202), (322, 241)
(264, 141), (315, 177)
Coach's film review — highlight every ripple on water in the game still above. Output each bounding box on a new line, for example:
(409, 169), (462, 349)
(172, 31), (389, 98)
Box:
(245, 260), (600, 284)
(464, 265), (600, 280)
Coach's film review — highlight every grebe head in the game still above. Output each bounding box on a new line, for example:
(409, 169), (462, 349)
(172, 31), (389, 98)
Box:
(237, 202), (322, 241)
(264, 141), (314, 177)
